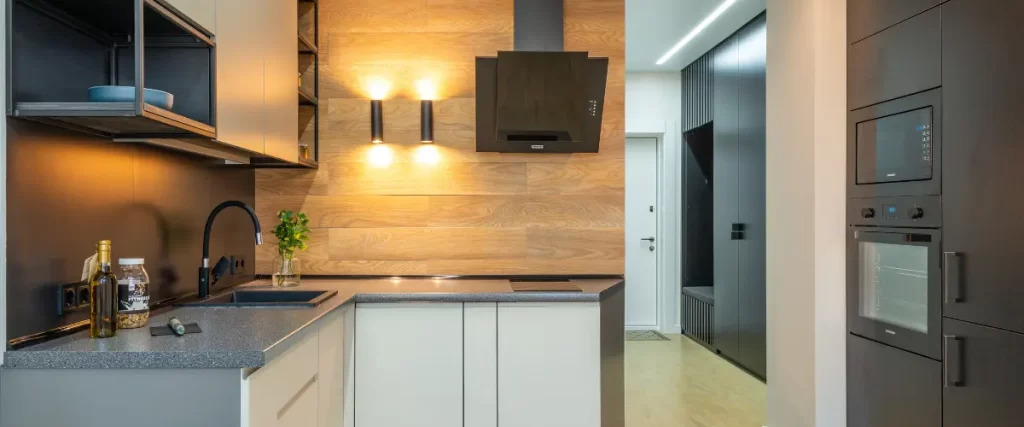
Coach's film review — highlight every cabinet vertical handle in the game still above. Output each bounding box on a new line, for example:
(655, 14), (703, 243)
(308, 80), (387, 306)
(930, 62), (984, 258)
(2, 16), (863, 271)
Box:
(944, 252), (963, 303)
(944, 335), (964, 387)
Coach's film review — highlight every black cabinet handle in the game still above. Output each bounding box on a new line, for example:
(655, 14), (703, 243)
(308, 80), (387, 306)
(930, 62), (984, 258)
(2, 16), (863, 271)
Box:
(944, 252), (963, 303)
(944, 335), (964, 387)
(731, 223), (745, 240)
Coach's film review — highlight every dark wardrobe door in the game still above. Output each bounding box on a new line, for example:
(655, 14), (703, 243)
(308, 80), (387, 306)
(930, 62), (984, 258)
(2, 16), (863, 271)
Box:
(942, 0), (1024, 334)
(848, 334), (941, 427)
(734, 15), (767, 378)
(943, 318), (1024, 427)
(713, 31), (740, 358)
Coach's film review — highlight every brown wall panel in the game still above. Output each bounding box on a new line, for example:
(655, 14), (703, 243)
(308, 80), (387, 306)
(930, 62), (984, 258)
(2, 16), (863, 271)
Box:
(256, 0), (625, 275)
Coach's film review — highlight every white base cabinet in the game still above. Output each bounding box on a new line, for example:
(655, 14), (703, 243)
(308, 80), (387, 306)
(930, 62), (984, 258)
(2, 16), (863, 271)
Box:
(354, 303), (464, 427)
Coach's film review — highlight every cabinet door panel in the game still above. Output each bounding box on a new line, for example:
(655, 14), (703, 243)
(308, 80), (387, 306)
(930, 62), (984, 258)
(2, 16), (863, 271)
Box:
(847, 0), (939, 43)
(712, 33), (740, 359)
(318, 308), (346, 427)
(497, 302), (601, 427)
(943, 318), (1024, 427)
(263, 0), (299, 162)
(215, 0), (266, 153)
(277, 377), (319, 427)
(734, 15), (767, 379)
(847, 334), (941, 427)
(848, 7), (941, 110)
(464, 303), (497, 427)
(942, 0), (1024, 333)
(247, 330), (319, 427)
(355, 303), (463, 427)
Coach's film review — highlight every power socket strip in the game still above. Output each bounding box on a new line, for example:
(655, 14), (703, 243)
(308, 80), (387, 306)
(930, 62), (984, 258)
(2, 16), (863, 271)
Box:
(56, 281), (90, 316)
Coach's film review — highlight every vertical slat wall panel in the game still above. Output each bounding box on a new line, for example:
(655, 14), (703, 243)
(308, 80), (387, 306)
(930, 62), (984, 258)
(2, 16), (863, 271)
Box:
(681, 291), (714, 349)
(679, 52), (714, 133)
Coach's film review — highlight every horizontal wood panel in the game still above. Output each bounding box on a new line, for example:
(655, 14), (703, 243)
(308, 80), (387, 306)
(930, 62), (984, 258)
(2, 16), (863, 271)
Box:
(256, 227), (331, 261)
(328, 227), (528, 260)
(527, 162), (624, 195)
(428, 196), (624, 228)
(526, 228), (624, 260)
(256, 195), (431, 228)
(327, 161), (528, 195)
(254, 0), (625, 275)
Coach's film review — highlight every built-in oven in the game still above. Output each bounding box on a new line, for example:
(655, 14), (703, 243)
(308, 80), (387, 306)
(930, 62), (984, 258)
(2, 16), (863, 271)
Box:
(848, 88), (941, 198)
(847, 195), (942, 360)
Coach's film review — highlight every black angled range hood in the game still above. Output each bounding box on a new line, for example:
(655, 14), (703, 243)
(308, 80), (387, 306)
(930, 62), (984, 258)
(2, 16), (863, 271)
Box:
(475, 0), (609, 153)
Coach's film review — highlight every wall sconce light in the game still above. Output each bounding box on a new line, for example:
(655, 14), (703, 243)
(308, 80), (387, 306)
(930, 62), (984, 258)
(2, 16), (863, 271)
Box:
(368, 79), (390, 144)
(420, 100), (434, 144)
(417, 79), (436, 144)
(370, 100), (384, 144)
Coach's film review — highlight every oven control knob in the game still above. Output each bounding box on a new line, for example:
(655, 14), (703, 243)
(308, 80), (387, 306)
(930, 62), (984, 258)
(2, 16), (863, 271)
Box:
(908, 207), (924, 219)
(861, 208), (876, 218)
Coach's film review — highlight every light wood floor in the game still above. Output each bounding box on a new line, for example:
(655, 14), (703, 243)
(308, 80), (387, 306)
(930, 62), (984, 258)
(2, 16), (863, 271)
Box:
(626, 334), (766, 427)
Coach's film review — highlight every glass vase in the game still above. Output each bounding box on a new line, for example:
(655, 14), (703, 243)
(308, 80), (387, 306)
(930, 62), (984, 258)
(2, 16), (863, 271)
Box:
(272, 255), (302, 287)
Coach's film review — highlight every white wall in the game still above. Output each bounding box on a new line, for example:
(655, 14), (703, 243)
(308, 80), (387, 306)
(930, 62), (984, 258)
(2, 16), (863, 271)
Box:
(625, 72), (682, 333)
(765, 0), (846, 426)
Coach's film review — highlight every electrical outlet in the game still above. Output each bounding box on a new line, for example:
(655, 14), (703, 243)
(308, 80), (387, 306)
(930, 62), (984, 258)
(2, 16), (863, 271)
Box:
(230, 254), (247, 276)
(56, 281), (89, 316)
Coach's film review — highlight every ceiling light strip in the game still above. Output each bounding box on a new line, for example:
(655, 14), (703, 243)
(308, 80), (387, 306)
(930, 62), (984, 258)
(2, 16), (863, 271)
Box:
(655, 0), (738, 65)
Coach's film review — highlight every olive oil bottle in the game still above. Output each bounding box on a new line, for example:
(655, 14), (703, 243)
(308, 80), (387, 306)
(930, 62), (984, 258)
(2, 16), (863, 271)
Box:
(89, 240), (118, 338)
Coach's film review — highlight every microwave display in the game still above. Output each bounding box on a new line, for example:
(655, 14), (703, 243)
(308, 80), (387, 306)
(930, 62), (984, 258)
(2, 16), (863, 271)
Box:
(856, 107), (933, 185)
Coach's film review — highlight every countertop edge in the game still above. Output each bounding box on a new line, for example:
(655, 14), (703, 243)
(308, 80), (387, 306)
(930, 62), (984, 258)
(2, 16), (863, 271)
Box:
(5, 279), (625, 370)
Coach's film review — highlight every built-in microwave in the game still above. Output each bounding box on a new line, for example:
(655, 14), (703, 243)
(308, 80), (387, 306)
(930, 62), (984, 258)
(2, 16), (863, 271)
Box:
(847, 195), (942, 360)
(848, 88), (941, 198)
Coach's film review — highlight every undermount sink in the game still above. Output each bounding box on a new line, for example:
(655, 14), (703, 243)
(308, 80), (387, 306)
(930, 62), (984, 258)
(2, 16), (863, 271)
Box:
(177, 289), (338, 308)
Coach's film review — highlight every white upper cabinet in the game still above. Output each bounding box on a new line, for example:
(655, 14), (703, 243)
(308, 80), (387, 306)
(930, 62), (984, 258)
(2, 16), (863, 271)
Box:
(214, 0), (266, 153)
(163, 0), (216, 34)
(354, 303), (464, 427)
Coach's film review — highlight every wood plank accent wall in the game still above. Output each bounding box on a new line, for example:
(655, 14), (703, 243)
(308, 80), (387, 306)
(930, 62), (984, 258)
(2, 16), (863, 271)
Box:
(255, 0), (625, 275)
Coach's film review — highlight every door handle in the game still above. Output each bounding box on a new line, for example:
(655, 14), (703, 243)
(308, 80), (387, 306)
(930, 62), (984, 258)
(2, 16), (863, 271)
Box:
(944, 335), (964, 387)
(944, 252), (963, 303)
(731, 223), (745, 240)
(641, 237), (656, 242)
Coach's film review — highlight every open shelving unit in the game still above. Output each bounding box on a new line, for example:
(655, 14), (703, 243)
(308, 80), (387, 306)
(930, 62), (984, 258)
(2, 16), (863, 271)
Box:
(296, 0), (319, 167)
(6, 0), (223, 147)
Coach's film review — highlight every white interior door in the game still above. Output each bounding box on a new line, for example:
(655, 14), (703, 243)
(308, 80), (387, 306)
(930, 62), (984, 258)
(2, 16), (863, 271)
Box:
(625, 137), (659, 328)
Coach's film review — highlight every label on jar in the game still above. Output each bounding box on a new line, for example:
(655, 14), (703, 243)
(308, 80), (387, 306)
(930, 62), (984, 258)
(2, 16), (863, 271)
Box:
(117, 279), (150, 313)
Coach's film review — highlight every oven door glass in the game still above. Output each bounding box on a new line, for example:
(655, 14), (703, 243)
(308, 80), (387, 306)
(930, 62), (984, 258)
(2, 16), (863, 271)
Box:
(859, 241), (929, 333)
(856, 107), (933, 184)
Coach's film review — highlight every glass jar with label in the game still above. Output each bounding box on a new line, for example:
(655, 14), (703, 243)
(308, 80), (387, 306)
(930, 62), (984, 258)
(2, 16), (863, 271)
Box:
(117, 258), (151, 329)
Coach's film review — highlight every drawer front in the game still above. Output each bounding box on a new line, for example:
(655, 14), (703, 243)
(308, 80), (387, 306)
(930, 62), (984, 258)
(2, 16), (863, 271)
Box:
(848, 0), (940, 43)
(847, 334), (941, 427)
(247, 329), (319, 427)
(849, 7), (941, 110)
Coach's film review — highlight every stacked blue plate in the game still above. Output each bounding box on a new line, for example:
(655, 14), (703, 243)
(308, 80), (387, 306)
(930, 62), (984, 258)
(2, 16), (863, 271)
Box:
(88, 86), (174, 110)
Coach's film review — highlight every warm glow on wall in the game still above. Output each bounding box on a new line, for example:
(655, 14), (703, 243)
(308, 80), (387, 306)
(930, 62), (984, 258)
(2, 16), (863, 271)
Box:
(414, 144), (441, 165)
(368, 78), (391, 100)
(367, 144), (393, 168)
(416, 79), (438, 101)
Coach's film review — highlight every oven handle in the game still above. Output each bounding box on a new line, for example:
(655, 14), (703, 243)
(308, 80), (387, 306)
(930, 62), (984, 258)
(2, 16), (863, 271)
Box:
(944, 252), (963, 303)
(944, 335), (964, 387)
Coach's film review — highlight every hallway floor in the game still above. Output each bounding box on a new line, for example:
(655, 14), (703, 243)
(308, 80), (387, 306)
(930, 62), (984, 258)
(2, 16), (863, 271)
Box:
(626, 334), (766, 427)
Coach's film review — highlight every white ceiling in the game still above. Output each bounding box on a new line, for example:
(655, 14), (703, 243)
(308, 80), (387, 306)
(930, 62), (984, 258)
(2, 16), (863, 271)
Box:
(626, 0), (767, 72)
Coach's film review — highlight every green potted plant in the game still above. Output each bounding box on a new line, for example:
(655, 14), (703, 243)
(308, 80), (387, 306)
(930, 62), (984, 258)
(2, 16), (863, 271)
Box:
(272, 210), (310, 287)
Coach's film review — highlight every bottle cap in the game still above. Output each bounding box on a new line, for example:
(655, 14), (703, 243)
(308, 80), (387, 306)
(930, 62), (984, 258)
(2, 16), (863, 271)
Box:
(118, 258), (145, 265)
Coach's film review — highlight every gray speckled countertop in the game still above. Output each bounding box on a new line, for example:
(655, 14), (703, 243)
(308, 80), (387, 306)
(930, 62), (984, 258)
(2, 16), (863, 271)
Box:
(4, 277), (623, 370)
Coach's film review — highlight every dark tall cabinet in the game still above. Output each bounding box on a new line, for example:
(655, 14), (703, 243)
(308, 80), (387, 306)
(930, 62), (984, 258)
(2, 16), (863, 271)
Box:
(940, 1), (1024, 425)
(712, 14), (767, 379)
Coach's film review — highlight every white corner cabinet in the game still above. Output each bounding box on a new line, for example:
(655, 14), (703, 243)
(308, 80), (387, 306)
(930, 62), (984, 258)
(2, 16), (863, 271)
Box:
(0, 299), (623, 427)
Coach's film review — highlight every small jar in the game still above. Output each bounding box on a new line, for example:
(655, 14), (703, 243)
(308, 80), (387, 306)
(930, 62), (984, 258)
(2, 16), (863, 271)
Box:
(117, 258), (151, 329)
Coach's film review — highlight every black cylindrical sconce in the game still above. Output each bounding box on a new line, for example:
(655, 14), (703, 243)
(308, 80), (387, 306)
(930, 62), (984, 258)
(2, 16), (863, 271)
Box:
(370, 100), (384, 144)
(420, 100), (434, 144)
